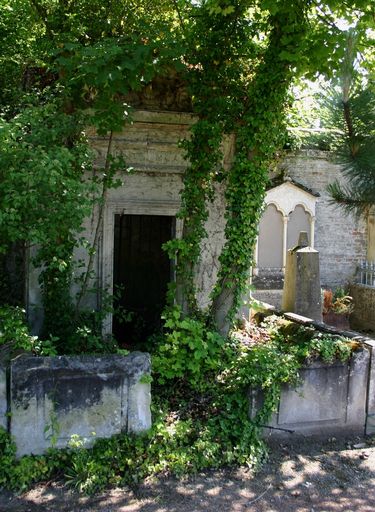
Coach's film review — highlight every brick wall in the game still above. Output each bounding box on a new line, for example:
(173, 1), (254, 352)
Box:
(283, 150), (367, 289)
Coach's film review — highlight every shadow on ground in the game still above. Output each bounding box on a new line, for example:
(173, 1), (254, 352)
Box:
(1, 436), (375, 511)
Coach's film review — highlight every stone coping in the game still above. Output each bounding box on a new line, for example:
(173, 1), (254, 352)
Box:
(252, 300), (375, 349)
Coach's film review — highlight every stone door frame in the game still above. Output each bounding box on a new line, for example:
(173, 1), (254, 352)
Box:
(101, 198), (182, 335)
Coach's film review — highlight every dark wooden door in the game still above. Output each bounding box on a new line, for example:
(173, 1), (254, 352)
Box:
(113, 214), (173, 347)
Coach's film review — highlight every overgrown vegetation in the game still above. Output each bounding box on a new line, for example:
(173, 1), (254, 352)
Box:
(0, 0), (373, 495)
(1, 0), (373, 343)
(0, 305), (57, 356)
(0, 314), (355, 493)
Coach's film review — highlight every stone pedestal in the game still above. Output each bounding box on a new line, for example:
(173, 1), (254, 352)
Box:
(282, 231), (322, 321)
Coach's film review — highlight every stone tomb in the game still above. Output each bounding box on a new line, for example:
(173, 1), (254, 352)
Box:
(249, 347), (370, 437)
(10, 352), (151, 456)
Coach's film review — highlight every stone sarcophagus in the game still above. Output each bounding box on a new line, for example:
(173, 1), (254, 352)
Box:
(9, 352), (151, 456)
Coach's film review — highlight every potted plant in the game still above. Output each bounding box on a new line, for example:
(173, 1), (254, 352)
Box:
(322, 288), (354, 330)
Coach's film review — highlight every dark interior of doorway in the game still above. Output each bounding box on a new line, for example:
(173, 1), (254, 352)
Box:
(112, 214), (174, 348)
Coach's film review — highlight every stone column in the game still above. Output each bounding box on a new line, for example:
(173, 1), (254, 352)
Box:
(310, 216), (315, 248)
(282, 231), (322, 321)
(282, 215), (288, 270)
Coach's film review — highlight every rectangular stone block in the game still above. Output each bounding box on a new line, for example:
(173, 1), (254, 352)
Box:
(347, 348), (370, 427)
(364, 340), (375, 435)
(250, 348), (370, 437)
(278, 361), (348, 426)
(10, 352), (151, 456)
(350, 284), (375, 332)
(0, 345), (10, 431)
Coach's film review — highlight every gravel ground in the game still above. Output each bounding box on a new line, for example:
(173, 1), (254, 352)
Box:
(1, 436), (374, 512)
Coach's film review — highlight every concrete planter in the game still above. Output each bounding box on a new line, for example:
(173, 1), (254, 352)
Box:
(323, 311), (351, 330)
(1, 352), (152, 457)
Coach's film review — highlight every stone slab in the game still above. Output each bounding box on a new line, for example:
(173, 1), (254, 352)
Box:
(250, 348), (370, 437)
(365, 343), (375, 435)
(278, 362), (348, 426)
(10, 352), (151, 456)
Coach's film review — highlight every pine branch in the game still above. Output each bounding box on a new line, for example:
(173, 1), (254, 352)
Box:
(327, 180), (374, 217)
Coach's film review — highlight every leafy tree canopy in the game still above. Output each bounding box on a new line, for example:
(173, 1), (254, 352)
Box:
(1, 0), (373, 114)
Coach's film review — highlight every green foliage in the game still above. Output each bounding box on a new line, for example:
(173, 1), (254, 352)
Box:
(0, 315), (355, 494)
(152, 306), (225, 387)
(163, 119), (224, 315)
(1, 0), (373, 342)
(313, 30), (375, 217)
(0, 427), (66, 492)
(41, 286), (129, 355)
(0, 101), (93, 253)
(0, 2), (371, 494)
(0, 305), (57, 356)
(262, 315), (353, 363)
(325, 82), (375, 217)
(206, 1), (310, 328)
(0, 299), (124, 357)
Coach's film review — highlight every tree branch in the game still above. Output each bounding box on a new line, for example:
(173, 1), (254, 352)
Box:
(171, 0), (185, 32)
(75, 131), (114, 313)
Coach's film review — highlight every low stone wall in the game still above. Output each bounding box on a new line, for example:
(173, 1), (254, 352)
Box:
(250, 348), (370, 437)
(350, 284), (375, 332)
(2, 352), (151, 457)
(252, 289), (283, 310)
(250, 304), (375, 438)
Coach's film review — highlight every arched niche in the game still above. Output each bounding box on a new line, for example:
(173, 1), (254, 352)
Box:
(254, 179), (318, 275)
(257, 204), (283, 268)
(287, 204), (312, 249)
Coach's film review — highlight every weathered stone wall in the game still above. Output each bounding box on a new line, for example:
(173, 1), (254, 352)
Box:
(250, 348), (370, 437)
(249, 305), (374, 438)
(27, 117), (366, 328)
(349, 284), (375, 332)
(10, 352), (151, 456)
(283, 150), (367, 289)
(27, 109), (229, 330)
(74, 110), (228, 315)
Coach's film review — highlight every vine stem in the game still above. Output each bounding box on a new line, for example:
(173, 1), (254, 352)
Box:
(75, 130), (114, 314)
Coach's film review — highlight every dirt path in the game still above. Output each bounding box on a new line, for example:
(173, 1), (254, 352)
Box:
(1, 436), (374, 512)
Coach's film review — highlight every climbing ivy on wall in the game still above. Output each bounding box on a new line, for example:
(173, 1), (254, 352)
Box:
(0, 0), (373, 342)
(170, 0), (314, 333)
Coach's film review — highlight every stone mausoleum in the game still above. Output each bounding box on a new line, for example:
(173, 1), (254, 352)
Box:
(27, 97), (368, 341)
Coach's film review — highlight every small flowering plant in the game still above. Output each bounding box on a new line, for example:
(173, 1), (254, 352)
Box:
(323, 288), (354, 316)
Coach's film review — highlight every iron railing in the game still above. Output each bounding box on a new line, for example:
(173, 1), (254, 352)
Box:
(358, 260), (375, 287)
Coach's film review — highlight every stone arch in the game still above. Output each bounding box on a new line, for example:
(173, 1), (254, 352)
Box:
(287, 204), (312, 249)
(257, 204), (284, 269)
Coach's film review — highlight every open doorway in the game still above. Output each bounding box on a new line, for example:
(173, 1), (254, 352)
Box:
(112, 214), (174, 347)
